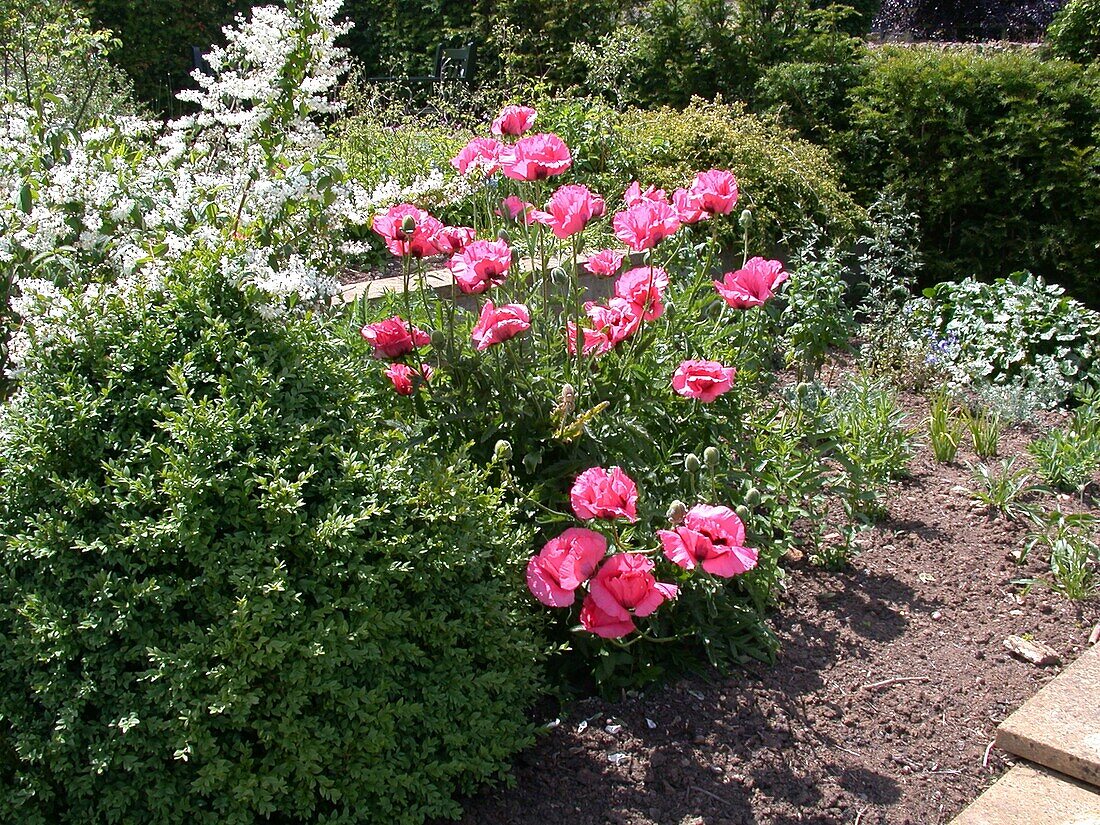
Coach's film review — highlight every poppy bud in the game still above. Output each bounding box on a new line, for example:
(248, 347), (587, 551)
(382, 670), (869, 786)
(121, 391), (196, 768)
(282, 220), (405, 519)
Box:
(429, 329), (446, 347)
(703, 447), (720, 471)
(745, 487), (761, 508)
(550, 266), (568, 284)
(497, 228), (511, 243)
(685, 453), (701, 474)
(401, 214), (417, 234)
(739, 209), (753, 228)
(667, 500), (688, 525)
(494, 439), (513, 462)
(735, 505), (751, 523)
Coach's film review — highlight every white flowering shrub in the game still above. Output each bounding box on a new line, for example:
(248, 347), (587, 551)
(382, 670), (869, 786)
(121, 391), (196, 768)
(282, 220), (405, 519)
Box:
(0, 0), (371, 384)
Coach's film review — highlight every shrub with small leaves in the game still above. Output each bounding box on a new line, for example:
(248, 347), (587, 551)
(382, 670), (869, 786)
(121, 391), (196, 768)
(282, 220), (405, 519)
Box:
(0, 257), (541, 824)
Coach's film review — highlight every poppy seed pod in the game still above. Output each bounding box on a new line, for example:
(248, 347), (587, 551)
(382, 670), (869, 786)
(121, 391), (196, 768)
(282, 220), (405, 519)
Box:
(401, 214), (417, 234)
(685, 453), (701, 473)
(703, 447), (720, 471)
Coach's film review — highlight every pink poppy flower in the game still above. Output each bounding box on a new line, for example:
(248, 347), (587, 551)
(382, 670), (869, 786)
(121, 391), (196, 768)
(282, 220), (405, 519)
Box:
(688, 169), (739, 215)
(671, 360), (737, 402)
(623, 181), (667, 207)
(360, 316), (431, 360)
(432, 225), (476, 255)
(450, 137), (503, 176)
(448, 239), (512, 294)
(580, 553), (679, 638)
(612, 199), (681, 251)
(714, 257), (790, 309)
(672, 187), (708, 225)
(614, 267), (669, 321)
(588, 297), (644, 343)
(571, 466), (639, 522)
(658, 504), (758, 578)
(565, 322), (614, 358)
(372, 203), (444, 258)
(526, 527), (607, 607)
(498, 195), (538, 225)
(471, 301), (531, 350)
(385, 362), (433, 396)
(578, 598), (637, 639)
(500, 133), (573, 181)
(539, 184), (606, 239)
(491, 105), (538, 137)
(583, 249), (626, 277)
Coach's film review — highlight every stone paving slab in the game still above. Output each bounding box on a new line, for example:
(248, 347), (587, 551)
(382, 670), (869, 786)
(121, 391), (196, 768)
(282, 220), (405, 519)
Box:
(996, 644), (1100, 787)
(950, 763), (1100, 825)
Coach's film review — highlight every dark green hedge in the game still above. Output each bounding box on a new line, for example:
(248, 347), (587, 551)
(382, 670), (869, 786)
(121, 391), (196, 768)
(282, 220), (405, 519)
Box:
(763, 45), (1100, 306)
(839, 47), (1100, 306)
(86, 0), (252, 110)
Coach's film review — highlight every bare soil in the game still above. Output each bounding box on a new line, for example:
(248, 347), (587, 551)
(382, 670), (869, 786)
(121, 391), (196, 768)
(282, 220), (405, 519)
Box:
(452, 397), (1099, 825)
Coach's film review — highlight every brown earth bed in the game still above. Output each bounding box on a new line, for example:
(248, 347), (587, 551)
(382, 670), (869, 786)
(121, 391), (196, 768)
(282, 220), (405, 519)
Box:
(451, 394), (1099, 825)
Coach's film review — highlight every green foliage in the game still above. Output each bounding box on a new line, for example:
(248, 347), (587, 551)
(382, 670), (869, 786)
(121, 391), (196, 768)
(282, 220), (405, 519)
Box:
(0, 0), (140, 124)
(0, 259), (541, 824)
(839, 46), (1100, 305)
(966, 405), (1002, 459)
(911, 273), (1100, 407)
(85, 0), (251, 111)
(825, 375), (914, 523)
(614, 99), (863, 251)
(1029, 422), (1100, 495)
(1023, 511), (1099, 599)
(781, 227), (854, 381)
(1047, 0), (1100, 64)
(967, 458), (1046, 521)
(928, 387), (964, 463)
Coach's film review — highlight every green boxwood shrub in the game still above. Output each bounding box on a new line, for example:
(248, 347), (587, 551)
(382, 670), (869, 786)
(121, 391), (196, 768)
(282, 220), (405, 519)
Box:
(1047, 0), (1100, 64)
(839, 46), (1100, 306)
(0, 261), (541, 824)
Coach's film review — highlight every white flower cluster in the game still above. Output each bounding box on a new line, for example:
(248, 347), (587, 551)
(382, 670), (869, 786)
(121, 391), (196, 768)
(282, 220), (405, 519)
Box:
(362, 167), (477, 214)
(1, 0), (371, 378)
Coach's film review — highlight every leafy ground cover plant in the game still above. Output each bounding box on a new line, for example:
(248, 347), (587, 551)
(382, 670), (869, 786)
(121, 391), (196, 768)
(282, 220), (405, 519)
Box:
(908, 273), (1100, 408)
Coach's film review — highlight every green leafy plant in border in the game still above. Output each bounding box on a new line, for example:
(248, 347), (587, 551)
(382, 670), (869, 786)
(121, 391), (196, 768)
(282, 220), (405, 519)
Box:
(0, 254), (542, 825)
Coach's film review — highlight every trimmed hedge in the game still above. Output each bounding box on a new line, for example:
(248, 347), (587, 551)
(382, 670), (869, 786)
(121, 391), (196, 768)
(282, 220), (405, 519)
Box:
(0, 261), (541, 824)
(839, 46), (1100, 305)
